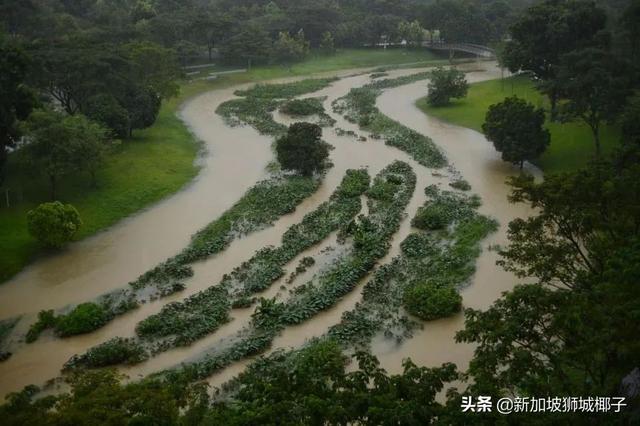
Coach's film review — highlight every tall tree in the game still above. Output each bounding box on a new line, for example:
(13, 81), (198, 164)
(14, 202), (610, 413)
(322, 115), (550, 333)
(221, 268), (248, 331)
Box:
(20, 110), (109, 199)
(453, 159), (640, 423)
(482, 96), (550, 168)
(502, 0), (607, 118)
(276, 122), (329, 176)
(426, 67), (468, 106)
(0, 34), (38, 185)
(556, 48), (633, 154)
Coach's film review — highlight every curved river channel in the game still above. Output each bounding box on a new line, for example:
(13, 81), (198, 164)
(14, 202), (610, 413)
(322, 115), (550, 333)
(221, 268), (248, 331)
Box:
(0, 61), (541, 399)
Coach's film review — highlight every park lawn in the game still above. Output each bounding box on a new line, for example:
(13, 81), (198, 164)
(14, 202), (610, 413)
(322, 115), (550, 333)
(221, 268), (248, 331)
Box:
(0, 48), (447, 283)
(417, 75), (621, 174)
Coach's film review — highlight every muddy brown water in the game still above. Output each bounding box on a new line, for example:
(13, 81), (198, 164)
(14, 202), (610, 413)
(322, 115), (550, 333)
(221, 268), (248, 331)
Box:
(0, 62), (540, 399)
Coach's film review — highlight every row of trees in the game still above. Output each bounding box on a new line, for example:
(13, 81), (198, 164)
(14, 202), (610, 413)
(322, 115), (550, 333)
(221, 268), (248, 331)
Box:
(478, 0), (640, 169)
(1, 0), (540, 66)
(502, 0), (639, 154)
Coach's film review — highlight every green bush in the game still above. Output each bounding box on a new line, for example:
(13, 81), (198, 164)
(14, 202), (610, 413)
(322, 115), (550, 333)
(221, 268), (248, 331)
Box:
(279, 98), (324, 116)
(449, 179), (471, 191)
(25, 310), (56, 343)
(403, 282), (462, 321)
(412, 204), (450, 230)
(26, 201), (82, 248)
(65, 337), (148, 369)
(55, 303), (110, 337)
(426, 67), (468, 107)
(276, 122), (329, 176)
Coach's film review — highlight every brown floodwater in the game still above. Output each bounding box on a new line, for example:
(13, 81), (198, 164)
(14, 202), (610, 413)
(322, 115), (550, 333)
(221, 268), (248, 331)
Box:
(0, 61), (540, 399)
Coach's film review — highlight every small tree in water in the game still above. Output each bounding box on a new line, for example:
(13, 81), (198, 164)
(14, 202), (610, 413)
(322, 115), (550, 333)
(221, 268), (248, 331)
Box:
(276, 122), (329, 176)
(426, 67), (468, 106)
(482, 96), (550, 169)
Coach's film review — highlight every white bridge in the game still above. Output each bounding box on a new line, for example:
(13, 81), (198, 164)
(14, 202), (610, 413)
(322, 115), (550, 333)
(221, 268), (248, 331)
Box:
(422, 42), (496, 58)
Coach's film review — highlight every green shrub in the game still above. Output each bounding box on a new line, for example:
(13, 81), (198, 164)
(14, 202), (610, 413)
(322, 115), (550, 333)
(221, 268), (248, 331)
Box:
(65, 337), (148, 369)
(400, 233), (436, 259)
(279, 98), (324, 116)
(276, 122), (329, 176)
(426, 67), (468, 107)
(26, 202), (82, 248)
(25, 310), (56, 343)
(403, 282), (462, 321)
(55, 303), (110, 337)
(449, 179), (471, 191)
(412, 204), (450, 230)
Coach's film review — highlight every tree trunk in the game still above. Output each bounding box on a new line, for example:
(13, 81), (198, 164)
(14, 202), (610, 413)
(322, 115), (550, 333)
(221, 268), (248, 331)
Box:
(591, 122), (602, 157)
(549, 91), (559, 122)
(49, 174), (57, 201)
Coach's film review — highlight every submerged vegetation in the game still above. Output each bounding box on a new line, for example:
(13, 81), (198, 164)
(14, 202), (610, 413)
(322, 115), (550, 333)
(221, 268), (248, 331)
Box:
(330, 185), (497, 347)
(332, 72), (447, 168)
(22, 76), (347, 344)
(130, 162), (417, 383)
(71, 169), (369, 363)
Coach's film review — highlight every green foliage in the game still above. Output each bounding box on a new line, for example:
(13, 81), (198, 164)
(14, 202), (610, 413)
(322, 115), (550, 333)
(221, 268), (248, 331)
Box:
(129, 174), (320, 293)
(332, 185), (497, 347)
(412, 187), (481, 231)
(556, 48), (633, 154)
(319, 31), (335, 54)
(83, 93), (130, 139)
(426, 67), (468, 107)
(25, 310), (56, 343)
(27, 301), (115, 343)
(26, 201), (82, 248)
(417, 75), (622, 173)
(403, 282), (462, 321)
(449, 179), (471, 191)
(621, 92), (640, 145)
(121, 85), (161, 135)
(54, 303), (110, 337)
(203, 340), (458, 425)
(148, 163), (412, 383)
(276, 122), (330, 176)
(332, 73), (446, 168)
(397, 20), (425, 47)
(0, 35), (38, 184)
(219, 24), (272, 65)
(76, 169), (367, 363)
(235, 78), (338, 99)
(502, 0), (607, 117)
(0, 369), (206, 426)
(21, 110), (110, 198)
(65, 338), (148, 369)
(453, 155), (640, 420)
(136, 286), (230, 351)
(279, 98), (324, 116)
(482, 96), (550, 168)
(217, 97), (286, 136)
(272, 31), (309, 65)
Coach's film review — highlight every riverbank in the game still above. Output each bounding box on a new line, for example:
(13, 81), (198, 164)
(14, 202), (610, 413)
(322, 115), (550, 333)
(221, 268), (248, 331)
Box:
(416, 75), (621, 174)
(0, 48), (447, 283)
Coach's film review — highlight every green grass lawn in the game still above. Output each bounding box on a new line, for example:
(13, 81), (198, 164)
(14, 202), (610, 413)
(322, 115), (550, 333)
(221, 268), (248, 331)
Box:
(0, 48), (447, 283)
(417, 75), (621, 174)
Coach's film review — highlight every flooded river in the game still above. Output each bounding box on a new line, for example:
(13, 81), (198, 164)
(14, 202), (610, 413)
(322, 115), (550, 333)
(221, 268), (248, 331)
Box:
(0, 61), (540, 399)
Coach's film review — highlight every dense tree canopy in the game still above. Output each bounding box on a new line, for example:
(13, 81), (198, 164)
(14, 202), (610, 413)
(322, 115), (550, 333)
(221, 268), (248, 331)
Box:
(482, 96), (550, 168)
(276, 122), (330, 176)
(502, 0), (608, 116)
(0, 35), (38, 184)
(27, 201), (82, 248)
(426, 67), (468, 106)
